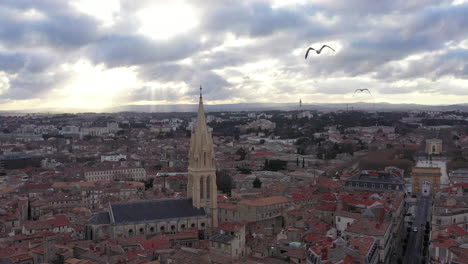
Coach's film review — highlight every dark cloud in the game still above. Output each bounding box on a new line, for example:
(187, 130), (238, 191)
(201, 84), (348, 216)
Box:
(0, 4), (102, 49)
(201, 1), (309, 37)
(0, 53), (26, 73)
(88, 34), (205, 67)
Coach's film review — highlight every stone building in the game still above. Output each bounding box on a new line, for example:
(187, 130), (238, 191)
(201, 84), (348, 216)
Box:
(344, 170), (405, 193)
(87, 90), (218, 239)
(209, 222), (246, 259)
(412, 167), (441, 195)
(426, 138), (443, 155)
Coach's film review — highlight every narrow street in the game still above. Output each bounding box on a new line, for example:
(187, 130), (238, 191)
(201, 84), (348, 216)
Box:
(402, 196), (432, 264)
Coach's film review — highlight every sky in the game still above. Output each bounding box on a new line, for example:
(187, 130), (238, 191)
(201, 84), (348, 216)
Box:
(0, 0), (468, 111)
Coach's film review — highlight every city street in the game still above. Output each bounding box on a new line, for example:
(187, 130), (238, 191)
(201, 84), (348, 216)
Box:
(402, 196), (432, 264)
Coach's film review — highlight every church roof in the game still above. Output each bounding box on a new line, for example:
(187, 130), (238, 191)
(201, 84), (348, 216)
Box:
(89, 211), (111, 225)
(109, 198), (206, 224)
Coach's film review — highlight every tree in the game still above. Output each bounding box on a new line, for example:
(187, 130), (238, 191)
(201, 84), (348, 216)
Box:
(253, 177), (262, 188)
(217, 170), (233, 194)
(264, 159), (287, 171)
(235, 148), (247, 161)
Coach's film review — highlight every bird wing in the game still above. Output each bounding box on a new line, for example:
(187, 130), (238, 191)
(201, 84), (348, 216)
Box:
(315, 45), (336, 54)
(305, 48), (315, 59)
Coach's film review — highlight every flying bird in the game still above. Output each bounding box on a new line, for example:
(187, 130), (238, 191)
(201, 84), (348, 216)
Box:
(353, 88), (372, 95)
(305, 45), (335, 59)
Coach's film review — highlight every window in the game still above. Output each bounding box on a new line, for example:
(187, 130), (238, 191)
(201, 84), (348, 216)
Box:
(171, 225), (175, 230)
(191, 223), (196, 228)
(128, 229), (133, 235)
(139, 228), (144, 234)
(207, 175), (211, 199)
(201, 223), (205, 227)
(181, 224), (186, 229)
(338, 217), (341, 222)
(160, 226), (165, 231)
(150, 227), (154, 232)
(200, 178), (204, 199)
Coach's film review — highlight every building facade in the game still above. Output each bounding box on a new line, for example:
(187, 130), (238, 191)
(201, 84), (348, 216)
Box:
(344, 170), (405, 193)
(412, 167), (441, 195)
(84, 167), (146, 182)
(426, 139), (443, 155)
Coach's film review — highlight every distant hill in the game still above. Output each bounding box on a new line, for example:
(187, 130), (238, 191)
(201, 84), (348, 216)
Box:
(105, 102), (468, 113)
(3, 102), (468, 114)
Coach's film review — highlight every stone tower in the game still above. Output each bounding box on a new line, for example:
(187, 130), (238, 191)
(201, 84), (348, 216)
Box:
(188, 87), (218, 227)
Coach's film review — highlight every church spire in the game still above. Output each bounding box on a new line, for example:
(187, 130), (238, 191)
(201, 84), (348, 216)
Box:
(188, 85), (218, 227)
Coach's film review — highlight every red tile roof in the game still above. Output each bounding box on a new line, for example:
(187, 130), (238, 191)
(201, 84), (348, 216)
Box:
(218, 203), (238, 211)
(315, 201), (337, 212)
(349, 236), (376, 256)
(239, 196), (291, 207)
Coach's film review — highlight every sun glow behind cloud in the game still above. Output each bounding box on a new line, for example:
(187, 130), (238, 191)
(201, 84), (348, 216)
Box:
(137, 1), (199, 40)
(52, 60), (139, 110)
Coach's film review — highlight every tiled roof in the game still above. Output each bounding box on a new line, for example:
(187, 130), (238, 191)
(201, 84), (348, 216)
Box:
(316, 201), (337, 212)
(239, 196), (291, 207)
(110, 198), (206, 224)
(218, 203), (238, 211)
(349, 236), (376, 256)
(218, 221), (246, 232)
(346, 218), (390, 236)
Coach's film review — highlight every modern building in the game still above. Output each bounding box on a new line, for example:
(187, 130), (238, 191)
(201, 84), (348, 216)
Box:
(426, 138), (443, 155)
(87, 89), (219, 239)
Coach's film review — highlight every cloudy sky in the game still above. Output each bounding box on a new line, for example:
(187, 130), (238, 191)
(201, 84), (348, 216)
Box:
(0, 0), (468, 111)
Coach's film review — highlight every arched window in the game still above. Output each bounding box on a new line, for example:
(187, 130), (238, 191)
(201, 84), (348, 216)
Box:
(128, 229), (133, 235)
(150, 227), (154, 232)
(181, 224), (186, 229)
(206, 176), (211, 199)
(191, 223), (196, 228)
(200, 177), (204, 200)
(201, 223), (205, 227)
(171, 225), (176, 231)
(160, 226), (165, 231)
(139, 228), (144, 234)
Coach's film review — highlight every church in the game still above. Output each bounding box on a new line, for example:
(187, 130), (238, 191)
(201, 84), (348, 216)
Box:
(87, 90), (218, 240)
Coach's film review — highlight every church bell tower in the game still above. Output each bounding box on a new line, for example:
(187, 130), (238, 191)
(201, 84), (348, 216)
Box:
(187, 86), (218, 227)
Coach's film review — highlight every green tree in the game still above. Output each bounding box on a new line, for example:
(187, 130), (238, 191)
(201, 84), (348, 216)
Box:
(235, 147), (247, 161)
(253, 177), (262, 188)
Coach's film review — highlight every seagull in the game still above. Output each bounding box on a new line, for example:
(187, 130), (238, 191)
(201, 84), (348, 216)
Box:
(305, 45), (335, 59)
(353, 88), (372, 95)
